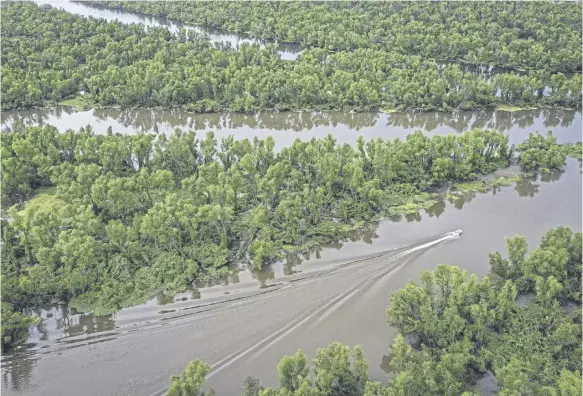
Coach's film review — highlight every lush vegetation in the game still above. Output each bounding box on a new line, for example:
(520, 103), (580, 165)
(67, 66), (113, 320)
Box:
(91, 1), (582, 74)
(0, 121), (578, 351)
(2, 2), (581, 112)
(517, 132), (580, 172)
(168, 227), (583, 396)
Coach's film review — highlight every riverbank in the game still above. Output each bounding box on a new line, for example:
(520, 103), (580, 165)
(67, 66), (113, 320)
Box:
(3, 107), (581, 153)
(5, 99), (580, 115)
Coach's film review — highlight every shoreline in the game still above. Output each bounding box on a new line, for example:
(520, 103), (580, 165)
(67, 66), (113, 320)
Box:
(3, 102), (580, 115)
(9, 165), (533, 316)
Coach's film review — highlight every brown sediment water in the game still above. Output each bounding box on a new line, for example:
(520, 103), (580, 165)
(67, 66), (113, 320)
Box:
(3, 3), (582, 395)
(2, 107), (581, 147)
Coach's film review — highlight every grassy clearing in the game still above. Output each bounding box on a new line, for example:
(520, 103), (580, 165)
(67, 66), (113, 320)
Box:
(491, 174), (521, 187)
(59, 96), (92, 110)
(387, 193), (439, 216)
(563, 142), (582, 160)
(17, 186), (65, 215)
(496, 104), (538, 112)
(382, 107), (402, 114)
(453, 181), (487, 193)
(448, 175), (522, 197)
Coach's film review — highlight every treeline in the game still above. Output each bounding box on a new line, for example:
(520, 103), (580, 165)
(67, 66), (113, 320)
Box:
(2, 2), (582, 111)
(90, 1), (582, 74)
(168, 227), (583, 396)
(0, 122), (578, 350)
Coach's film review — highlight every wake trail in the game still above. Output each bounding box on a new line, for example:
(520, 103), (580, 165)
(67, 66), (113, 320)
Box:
(147, 231), (462, 396)
(234, 231), (461, 366)
(306, 232), (458, 330)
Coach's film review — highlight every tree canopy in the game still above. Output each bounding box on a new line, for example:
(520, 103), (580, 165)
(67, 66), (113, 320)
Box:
(91, 1), (583, 74)
(0, 121), (578, 351)
(2, 2), (581, 111)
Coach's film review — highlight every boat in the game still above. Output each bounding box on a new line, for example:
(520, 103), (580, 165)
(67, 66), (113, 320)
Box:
(449, 229), (463, 238)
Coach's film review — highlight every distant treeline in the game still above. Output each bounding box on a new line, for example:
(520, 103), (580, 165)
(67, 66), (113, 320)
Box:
(91, 1), (583, 74)
(2, 2), (581, 111)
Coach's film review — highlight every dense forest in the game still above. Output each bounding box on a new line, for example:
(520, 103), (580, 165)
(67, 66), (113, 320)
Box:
(0, 122), (578, 351)
(90, 1), (583, 74)
(166, 227), (583, 396)
(2, 2), (582, 112)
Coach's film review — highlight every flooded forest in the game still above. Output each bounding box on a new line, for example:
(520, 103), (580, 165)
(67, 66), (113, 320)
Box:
(1, 2), (582, 396)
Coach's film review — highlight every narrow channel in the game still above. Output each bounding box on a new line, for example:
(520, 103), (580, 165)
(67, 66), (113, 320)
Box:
(33, 0), (303, 60)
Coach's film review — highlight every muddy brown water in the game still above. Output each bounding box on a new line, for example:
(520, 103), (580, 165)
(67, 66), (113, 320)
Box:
(1, 150), (581, 395)
(2, 107), (581, 148)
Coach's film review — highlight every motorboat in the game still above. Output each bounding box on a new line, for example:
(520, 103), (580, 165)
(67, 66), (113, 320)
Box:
(449, 229), (463, 238)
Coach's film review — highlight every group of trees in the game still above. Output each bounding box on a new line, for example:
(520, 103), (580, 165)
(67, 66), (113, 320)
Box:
(91, 1), (582, 74)
(3, 2), (582, 111)
(0, 122), (578, 351)
(168, 227), (583, 396)
(516, 131), (576, 172)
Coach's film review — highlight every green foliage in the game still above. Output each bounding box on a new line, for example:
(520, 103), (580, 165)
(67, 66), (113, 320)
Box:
(242, 377), (264, 396)
(0, 303), (39, 353)
(2, 2), (581, 111)
(385, 227), (582, 395)
(516, 131), (568, 172)
(92, 1), (582, 74)
(562, 142), (582, 160)
(259, 343), (368, 396)
(13, 186), (65, 215)
(277, 350), (309, 392)
(489, 226), (582, 301)
(312, 343), (368, 396)
(167, 360), (214, 396)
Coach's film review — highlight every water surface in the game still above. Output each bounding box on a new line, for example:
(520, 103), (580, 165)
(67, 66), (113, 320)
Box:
(2, 107), (581, 148)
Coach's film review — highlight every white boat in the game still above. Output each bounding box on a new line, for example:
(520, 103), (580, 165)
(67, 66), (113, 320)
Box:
(449, 229), (463, 238)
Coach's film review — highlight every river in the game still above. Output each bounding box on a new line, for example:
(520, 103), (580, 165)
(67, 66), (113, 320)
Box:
(33, 0), (302, 60)
(2, 107), (581, 148)
(1, 104), (581, 394)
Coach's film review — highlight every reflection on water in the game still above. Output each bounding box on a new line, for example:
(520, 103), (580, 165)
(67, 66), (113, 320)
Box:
(28, 306), (116, 342)
(2, 108), (581, 148)
(1, 305), (117, 391)
(34, 0), (302, 59)
(515, 176), (540, 198)
(195, 271), (242, 289)
(379, 354), (391, 375)
(438, 61), (524, 77)
(1, 350), (37, 393)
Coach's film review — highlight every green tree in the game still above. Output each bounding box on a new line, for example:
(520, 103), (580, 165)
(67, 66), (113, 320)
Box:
(167, 360), (214, 396)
